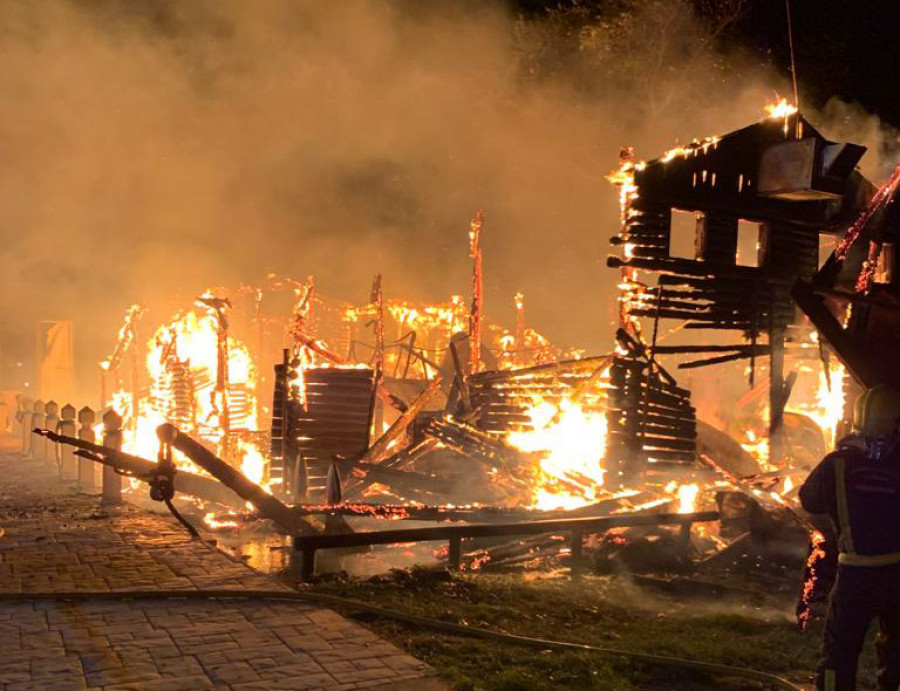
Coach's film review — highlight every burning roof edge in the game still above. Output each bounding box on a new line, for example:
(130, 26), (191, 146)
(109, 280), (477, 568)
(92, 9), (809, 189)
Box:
(631, 111), (871, 228)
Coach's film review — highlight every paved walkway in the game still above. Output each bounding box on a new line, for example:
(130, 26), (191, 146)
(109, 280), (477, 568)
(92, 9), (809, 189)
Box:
(0, 436), (441, 690)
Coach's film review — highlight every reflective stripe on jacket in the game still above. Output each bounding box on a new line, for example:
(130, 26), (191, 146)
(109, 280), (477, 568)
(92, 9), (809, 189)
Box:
(800, 441), (900, 566)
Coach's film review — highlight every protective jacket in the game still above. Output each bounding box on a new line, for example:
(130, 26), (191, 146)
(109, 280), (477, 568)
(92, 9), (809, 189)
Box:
(800, 434), (900, 691)
(800, 434), (900, 566)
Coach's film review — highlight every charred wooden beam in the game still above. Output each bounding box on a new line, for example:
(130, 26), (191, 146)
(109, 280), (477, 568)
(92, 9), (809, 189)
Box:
(161, 423), (316, 535)
(608, 431), (696, 450)
(652, 344), (769, 354)
(33, 429), (246, 510)
(685, 321), (754, 330)
(351, 463), (455, 498)
(426, 416), (529, 472)
(608, 255), (762, 279)
(342, 437), (440, 500)
(293, 331), (407, 412)
(288, 503), (552, 522)
(358, 377), (443, 465)
(471, 355), (615, 384)
(678, 351), (762, 369)
(792, 280), (881, 387)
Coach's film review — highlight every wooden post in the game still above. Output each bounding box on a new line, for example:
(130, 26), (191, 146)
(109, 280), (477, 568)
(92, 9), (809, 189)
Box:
(293, 538), (316, 582)
(679, 522), (693, 553)
(514, 292), (525, 366)
(78, 407), (97, 491)
(11, 395), (23, 438)
(101, 409), (124, 505)
(30, 400), (45, 459)
(468, 209), (485, 375)
(370, 274), (385, 372)
(198, 296), (232, 461)
(44, 400), (59, 464)
(768, 323), (786, 465)
(448, 341), (472, 414)
(448, 535), (462, 571)
(58, 404), (77, 479)
(253, 288), (264, 431)
(570, 527), (584, 574)
(20, 397), (33, 454)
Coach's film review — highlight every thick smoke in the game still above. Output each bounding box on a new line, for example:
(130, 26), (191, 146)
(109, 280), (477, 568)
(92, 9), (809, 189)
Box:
(0, 0), (891, 400)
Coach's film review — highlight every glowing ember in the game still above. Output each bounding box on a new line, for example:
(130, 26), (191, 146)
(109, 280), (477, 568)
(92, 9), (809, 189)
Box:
(203, 512), (241, 530)
(677, 483), (700, 514)
(384, 296), (468, 337)
(797, 530), (827, 629)
(659, 137), (719, 164)
(740, 429), (770, 466)
(783, 475), (795, 495)
(507, 397), (608, 511)
(606, 148), (641, 220)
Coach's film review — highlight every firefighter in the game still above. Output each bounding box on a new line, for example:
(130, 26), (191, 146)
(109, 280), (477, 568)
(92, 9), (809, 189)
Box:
(800, 384), (900, 691)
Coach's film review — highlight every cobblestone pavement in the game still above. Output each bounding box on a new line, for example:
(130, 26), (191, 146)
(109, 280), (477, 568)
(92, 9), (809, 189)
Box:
(0, 436), (443, 690)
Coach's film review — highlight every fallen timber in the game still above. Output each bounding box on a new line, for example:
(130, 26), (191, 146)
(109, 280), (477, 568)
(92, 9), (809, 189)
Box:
(426, 416), (529, 472)
(350, 462), (455, 499)
(41, 424), (326, 535)
(160, 423), (317, 535)
(342, 438), (439, 500)
(356, 376), (442, 465)
(292, 510), (720, 580)
(32, 428), (245, 510)
(288, 502), (622, 523)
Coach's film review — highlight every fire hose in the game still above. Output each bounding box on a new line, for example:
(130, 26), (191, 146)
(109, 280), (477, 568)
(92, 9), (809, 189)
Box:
(27, 427), (803, 687)
(0, 589), (803, 690)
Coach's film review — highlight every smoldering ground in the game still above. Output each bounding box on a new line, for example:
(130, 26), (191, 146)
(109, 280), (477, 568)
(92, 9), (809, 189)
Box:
(0, 0), (896, 398)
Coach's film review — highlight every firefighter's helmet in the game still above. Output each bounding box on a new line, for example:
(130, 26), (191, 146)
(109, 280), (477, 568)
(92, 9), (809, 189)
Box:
(853, 385), (900, 437)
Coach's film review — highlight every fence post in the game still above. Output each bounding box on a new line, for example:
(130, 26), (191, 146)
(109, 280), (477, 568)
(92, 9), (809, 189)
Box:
(59, 404), (77, 479)
(44, 401), (59, 465)
(30, 400), (45, 459)
(570, 527), (584, 575)
(679, 521), (693, 552)
(19, 397), (33, 454)
(11, 395), (23, 437)
(448, 535), (462, 571)
(101, 409), (123, 505)
(78, 407), (97, 492)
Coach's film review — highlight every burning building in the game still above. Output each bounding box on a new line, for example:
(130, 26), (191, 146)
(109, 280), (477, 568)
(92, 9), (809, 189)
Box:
(608, 101), (872, 469)
(32, 99), (894, 587)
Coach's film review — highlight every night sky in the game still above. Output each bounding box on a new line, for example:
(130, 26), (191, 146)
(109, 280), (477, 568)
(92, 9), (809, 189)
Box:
(516, 0), (900, 128)
(734, 0), (900, 127)
(4, 0), (899, 395)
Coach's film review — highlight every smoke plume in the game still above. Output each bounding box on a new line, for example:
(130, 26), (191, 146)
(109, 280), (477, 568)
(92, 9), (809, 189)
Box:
(0, 0), (892, 399)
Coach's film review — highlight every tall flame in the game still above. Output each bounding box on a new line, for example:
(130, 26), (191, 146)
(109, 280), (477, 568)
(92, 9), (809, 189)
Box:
(508, 398), (608, 511)
(110, 305), (260, 479)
